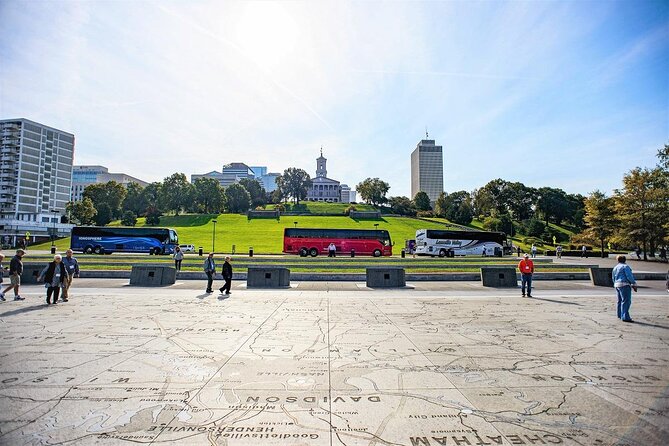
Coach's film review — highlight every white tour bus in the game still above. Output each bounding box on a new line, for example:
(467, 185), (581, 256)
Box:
(415, 229), (507, 257)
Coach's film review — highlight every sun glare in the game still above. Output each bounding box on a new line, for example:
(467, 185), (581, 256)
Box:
(233, 3), (301, 70)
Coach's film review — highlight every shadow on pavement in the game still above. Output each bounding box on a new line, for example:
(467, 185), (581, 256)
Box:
(632, 321), (669, 330)
(529, 296), (583, 306)
(196, 293), (211, 300)
(0, 304), (47, 317)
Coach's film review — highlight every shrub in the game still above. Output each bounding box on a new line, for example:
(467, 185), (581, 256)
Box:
(522, 237), (545, 247)
(417, 210), (435, 218)
(273, 203), (285, 213)
(145, 206), (162, 226)
(344, 205), (357, 216)
(121, 210), (137, 226)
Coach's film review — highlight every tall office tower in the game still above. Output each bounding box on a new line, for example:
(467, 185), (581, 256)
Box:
(410, 138), (444, 203)
(0, 118), (75, 244)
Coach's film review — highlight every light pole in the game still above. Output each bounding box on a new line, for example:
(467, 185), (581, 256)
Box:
(294, 221), (298, 228)
(212, 219), (217, 252)
(50, 209), (59, 247)
(374, 223), (379, 231)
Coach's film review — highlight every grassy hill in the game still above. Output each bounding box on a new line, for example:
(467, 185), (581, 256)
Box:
(34, 214), (457, 253)
(33, 204), (576, 254)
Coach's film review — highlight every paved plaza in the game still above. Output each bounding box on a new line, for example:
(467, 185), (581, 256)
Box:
(0, 280), (668, 445)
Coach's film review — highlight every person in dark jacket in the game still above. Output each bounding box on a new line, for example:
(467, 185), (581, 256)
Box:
(219, 256), (233, 295)
(204, 253), (216, 293)
(38, 254), (67, 305)
(1, 249), (25, 301)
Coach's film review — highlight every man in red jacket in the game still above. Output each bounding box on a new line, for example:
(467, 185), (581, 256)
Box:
(518, 253), (534, 297)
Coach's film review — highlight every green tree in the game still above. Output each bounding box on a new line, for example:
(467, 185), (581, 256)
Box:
(122, 182), (146, 216)
(536, 187), (570, 223)
(413, 191), (432, 211)
(66, 198), (97, 225)
(388, 196), (416, 216)
(159, 173), (194, 216)
(506, 182), (536, 221)
(239, 178), (267, 208)
(142, 182), (162, 209)
(583, 190), (617, 258)
(145, 206), (162, 226)
(615, 167), (669, 260)
(83, 181), (127, 219)
(225, 183), (252, 213)
(658, 144), (669, 171)
(121, 210), (138, 226)
(193, 177), (225, 213)
(94, 203), (113, 226)
(523, 219), (546, 238)
(277, 168), (312, 204)
(439, 190), (473, 225)
(472, 179), (510, 216)
(356, 178), (390, 206)
(434, 192), (448, 217)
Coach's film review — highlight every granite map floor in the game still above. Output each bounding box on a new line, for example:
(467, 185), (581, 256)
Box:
(0, 282), (668, 445)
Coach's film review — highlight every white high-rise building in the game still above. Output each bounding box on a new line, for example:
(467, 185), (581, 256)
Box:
(70, 165), (148, 201)
(410, 138), (444, 203)
(0, 118), (75, 245)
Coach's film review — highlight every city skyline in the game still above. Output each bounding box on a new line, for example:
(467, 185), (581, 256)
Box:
(1, 1), (667, 198)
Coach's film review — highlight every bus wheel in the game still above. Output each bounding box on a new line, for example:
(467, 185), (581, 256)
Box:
(93, 246), (102, 254)
(373, 249), (382, 257)
(439, 249), (446, 257)
(299, 248), (308, 257)
(309, 248), (319, 257)
(84, 246), (93, 254)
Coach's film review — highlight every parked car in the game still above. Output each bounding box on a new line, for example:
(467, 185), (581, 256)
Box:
(179, 244), (195, 253)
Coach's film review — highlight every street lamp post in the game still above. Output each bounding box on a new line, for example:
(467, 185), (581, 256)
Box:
(212, 219), (217, 252)
(294, 221), (298, 228)
(50, 209), (59, 247)
(374, 223), (379, 231)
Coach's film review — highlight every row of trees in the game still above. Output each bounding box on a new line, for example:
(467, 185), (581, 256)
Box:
(577, 145), (668, 259)
(67, 174), (269, 226)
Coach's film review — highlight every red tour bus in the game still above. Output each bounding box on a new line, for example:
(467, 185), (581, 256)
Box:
(283, 228), (393, 257)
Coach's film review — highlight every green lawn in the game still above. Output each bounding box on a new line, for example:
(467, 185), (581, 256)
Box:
(32, 215), (455, 254)
(31, 208), (577, 255)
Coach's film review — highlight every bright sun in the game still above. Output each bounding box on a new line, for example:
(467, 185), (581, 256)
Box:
(233, 2), (301, 70)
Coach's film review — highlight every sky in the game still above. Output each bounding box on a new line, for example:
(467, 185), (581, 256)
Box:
(1, 0), (667, 198)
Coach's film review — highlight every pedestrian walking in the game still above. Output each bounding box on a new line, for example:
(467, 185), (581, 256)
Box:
(659, 246), (667, 263)
(518, 253), (534, 298)
(1, 249), (25, 301)
(61, 249), (80, 302)
(531, 244), (537, 258)
(581, 245), (587, 258)
(635, 247), (642, 260)
(612, 255), (637, 322)
(204, 252), (216, 293)
(173, 246), (184, 271)
(516, 246), (521, 257)
(556, 245), (563, 259)
(481, 246), (486, 257)
(328, 242), (336, 258)
(0, 253), (8, 300)
(38, 254), (67, 305)
(219, 256), (233, 295)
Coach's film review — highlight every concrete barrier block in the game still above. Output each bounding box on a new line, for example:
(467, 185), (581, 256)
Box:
(129, 265), (176, 286)
(366, 267), (406, 288)
(20, 262), (44, 284)
(589, 267), (614, 287)
(481, 267), (517, 287)
(247, 267), (290, 288)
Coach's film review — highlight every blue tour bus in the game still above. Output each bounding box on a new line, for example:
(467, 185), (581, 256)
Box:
(70, 226), (178, 255)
